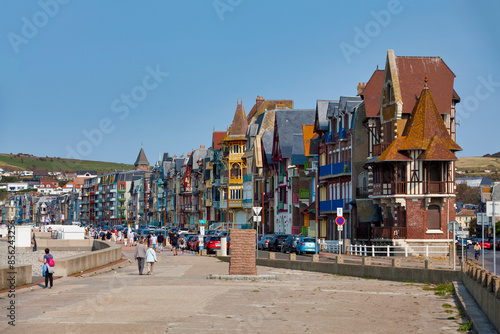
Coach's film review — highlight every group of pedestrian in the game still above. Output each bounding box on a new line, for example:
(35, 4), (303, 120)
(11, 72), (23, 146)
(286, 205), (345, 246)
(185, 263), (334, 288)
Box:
(133, 237), (157, 275)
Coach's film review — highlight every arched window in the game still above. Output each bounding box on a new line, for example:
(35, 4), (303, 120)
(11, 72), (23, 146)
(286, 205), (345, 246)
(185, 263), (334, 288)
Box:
(230, 163), (241, 179)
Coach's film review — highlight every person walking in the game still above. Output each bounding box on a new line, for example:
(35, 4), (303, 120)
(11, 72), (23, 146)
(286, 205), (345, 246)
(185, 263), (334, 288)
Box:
(133, 239), (147, 275)
(39, 248), (54, 289)
(145, 244), (157, 275)
(151, 233), (158, 251)
(474, 242), (481, 260)
(171, 233), (179, 256)
(157, 233), (164, 252)
(179, 235), (186, 255)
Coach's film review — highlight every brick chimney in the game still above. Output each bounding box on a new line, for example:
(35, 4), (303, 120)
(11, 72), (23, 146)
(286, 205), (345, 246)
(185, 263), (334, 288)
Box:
(256, 95), (265, 110)
(357, 82), (366, 96)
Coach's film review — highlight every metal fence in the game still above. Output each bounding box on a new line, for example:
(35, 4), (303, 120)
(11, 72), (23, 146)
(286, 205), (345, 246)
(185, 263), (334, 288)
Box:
(347, 244), (450, 257)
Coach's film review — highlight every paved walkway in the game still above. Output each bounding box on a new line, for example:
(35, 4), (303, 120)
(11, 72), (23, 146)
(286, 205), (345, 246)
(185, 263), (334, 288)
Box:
(1, 248), (469, 333)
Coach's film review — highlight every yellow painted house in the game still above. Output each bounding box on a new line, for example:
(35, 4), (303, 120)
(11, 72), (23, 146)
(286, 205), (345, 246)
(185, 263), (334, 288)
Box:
(221, 100), (248, 226)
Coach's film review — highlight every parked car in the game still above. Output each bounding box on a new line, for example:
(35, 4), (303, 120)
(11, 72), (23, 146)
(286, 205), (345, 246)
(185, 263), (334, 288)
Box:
(496, 239), (500, 251)
(205, 235), (222, 253)
(296, 237), (318, 255)
(282, 235), (300, 253)
(257, 235), (273, 250)
(477, 239), (493, 250)
(269, 234), (289, 252)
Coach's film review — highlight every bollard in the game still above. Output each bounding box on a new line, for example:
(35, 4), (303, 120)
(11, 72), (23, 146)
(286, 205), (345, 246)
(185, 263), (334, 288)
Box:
(492, 278), (500, 299)
(201, 249), (207, 256)
(481, 270), (488, 288)
(269, 252), (276, 260)
(362, 257), (372, 266)
(312, 254), (320, 263)
(289, 253), (296, 261)
(336, 255), (344, 264)
(216, 250), (222, 257)
(392, 258), (401, 267)
(424, 259), (434, 269)
(486, 273), (493, 292)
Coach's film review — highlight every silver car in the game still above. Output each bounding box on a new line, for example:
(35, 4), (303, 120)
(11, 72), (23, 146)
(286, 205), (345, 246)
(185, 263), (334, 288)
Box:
(257, 235), (273, 250)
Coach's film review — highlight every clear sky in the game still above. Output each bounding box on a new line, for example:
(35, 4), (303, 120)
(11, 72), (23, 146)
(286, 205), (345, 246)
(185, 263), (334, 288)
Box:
(1, 0), (499, 164)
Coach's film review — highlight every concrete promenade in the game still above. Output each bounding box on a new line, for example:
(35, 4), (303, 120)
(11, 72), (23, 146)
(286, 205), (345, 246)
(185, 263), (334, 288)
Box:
(1, 247), (468, 333)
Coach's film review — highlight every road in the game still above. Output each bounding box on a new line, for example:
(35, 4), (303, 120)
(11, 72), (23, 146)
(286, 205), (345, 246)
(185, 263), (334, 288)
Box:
(457, 245), (500, 274)
(0, 247), (468, 333)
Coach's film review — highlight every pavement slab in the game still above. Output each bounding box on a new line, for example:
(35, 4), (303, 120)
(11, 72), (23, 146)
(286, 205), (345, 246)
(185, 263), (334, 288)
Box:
(0, 248), (469, 333)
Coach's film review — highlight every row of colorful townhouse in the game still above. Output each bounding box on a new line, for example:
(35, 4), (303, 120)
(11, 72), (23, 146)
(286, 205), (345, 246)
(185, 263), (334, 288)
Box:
(76, 49), (461, 246)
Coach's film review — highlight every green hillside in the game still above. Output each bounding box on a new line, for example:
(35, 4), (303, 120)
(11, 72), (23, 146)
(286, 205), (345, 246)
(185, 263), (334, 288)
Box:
(0, 153), (134, 174)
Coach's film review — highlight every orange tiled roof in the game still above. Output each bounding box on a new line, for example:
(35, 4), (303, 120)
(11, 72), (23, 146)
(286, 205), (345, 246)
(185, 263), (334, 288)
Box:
(377, 137), (412, 161)
(377, 79), (461, 162)
(400, 82), (461, 152)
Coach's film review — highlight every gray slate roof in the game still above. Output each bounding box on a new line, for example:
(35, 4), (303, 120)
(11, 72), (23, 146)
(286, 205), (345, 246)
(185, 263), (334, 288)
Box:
(316, 100), (337, 131)
(261, 130), (274, 162)
(275, 109), (315, 160)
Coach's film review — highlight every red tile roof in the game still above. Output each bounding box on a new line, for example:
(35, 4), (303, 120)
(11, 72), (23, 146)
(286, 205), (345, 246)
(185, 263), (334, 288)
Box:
(212, 131), (226, 150)
(395, 56), (457, 114)
(360, 69), (384, 117)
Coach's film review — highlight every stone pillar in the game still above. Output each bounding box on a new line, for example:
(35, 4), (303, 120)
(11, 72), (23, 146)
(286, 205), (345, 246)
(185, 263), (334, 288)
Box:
(229, 229), (257, 275)
(362, 257), (372, 266)
(492, 277), (500, 299)
(268, 252), (275, 260)
(336, 255), (344, 264)
(289, 253), (296, 261)
(392, 258), (401, 267)
(424, 259), (434, 269)
(312, 254), (320, 263)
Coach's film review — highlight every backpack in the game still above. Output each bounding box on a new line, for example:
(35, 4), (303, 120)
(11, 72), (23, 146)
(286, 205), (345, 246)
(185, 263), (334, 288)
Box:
(48, 255), (55, 267)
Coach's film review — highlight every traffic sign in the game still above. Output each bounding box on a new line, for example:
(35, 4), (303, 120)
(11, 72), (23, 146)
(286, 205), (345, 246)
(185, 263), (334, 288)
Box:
(456, 230), (469, 237)
(199, 219), (207, 224)
(337, 224), (343, 231)
(253, 206), (262, 216)
(253, 216), (262, 222)
(337, 207), (343, 217)
(448, 220), (459, 232)
(486, 201), (500, 217)
(200, 226), (205, 236)
(336, 216), (345, 226)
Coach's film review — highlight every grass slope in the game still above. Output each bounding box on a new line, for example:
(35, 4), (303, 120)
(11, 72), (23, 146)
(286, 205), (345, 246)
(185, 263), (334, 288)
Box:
(0, 153), (134, 174)
(455, 157), (500, 172)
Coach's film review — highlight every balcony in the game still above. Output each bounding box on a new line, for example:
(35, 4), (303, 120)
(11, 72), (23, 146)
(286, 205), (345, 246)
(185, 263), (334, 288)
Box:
(319, 198), (351, 212)
(243, 174), (252, 182)
(372, 226), (406, 239)
(325, 132), (335, 144)
(213, 201), (220, 209)
(373, 142), (390, 156)
(118, 189), (126, 193)
(338, 128), (348, 140)
(118, 198), (126, 202)
(118, 206), (126, 210)
(205, 199), (212, 207)
(356, 187), (369, 198)
(242, 199), (252, 204)
(319, 162), (351, 178)
(299, 189), (309, 199)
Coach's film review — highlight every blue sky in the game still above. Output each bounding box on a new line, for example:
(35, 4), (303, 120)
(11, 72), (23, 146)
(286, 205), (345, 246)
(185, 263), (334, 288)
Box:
(1, 0), (499, 164)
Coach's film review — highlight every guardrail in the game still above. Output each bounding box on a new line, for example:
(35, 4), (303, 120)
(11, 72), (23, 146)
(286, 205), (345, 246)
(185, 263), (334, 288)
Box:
(348, 244), (450, 257)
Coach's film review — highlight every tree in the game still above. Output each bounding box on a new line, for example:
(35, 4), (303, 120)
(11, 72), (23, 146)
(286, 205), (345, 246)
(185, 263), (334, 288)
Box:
(468, 217), (477, 237)
(456, 183), (480, 205)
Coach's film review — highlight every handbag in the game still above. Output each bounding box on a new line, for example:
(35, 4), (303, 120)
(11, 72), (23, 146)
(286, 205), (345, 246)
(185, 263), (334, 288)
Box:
(47, 266), (55, 274)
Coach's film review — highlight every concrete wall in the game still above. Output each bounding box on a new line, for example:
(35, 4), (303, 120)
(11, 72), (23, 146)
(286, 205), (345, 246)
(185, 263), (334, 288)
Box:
(33, 232), (52, 239)
(35, 238), (94, 251)
(54, 240), (122, 277)
(0, 265), (32, 290)
(461, 261), (500, 332)
(218, 256), (460, 284)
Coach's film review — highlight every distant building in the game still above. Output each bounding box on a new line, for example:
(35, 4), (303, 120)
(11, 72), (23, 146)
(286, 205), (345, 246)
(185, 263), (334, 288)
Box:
(456, 176), (494, 188)
(456, 209), (475, 230)
(134, 148), (150, 171)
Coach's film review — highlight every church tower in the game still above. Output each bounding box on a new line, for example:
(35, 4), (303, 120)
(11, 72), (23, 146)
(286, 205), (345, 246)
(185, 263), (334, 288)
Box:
(134, 147), (150, 171)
